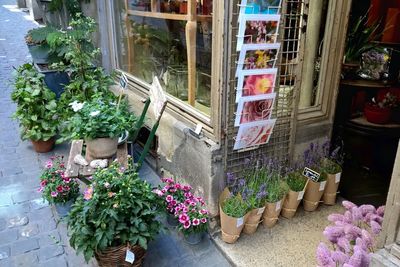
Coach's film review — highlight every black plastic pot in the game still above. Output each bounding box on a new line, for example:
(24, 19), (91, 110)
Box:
(27, 44), (50, 64)
(34, 63), (69, 99)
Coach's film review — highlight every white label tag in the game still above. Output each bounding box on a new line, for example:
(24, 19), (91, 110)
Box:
(237, 217), (244, 227)
(119, 73), (128, 90)
(297, 191), (304, 201)
(276, 201), (281, 211)
(335, 173), (341, 183)
(195, 123), (203, 135)
(319, 181), (326, 191)
(257, 207), (265, 215)
(125, 249), (135, 264)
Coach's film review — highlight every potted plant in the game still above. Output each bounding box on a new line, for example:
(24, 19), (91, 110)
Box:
(60, 97), (136, 158)
(281, 170), (307, 219)
(321, 141), (344, 205)
(262, 177), (288, 228)
(38, 155), (79, 217)
(68, 161), (163, 266)
(25, 26), (57, 64)
(301, 143), (328, 212)
(154, 177), (193, 226)
(219, 193), (249, 244)
(364, 92), (397, 124)
(11, 63), (59, 153)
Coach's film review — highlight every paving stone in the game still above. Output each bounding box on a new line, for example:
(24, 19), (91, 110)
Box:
(29, 207), (54, 222)
(0, 229), (18, 244)
(38, 218), (57, 232)
(38, 245), (64, 262)
(11, 238), (39, 255)
(0, 258), (12, 267)
(0, 217), (6, 231)
(38, 256), (68, 267)
(0, 193), (12, 207)
(30, 198), (49, 210)
(1, 166), (23, 176)
(19, 223), (39, 238)
(11, 190), (41, 204)
(38, 230), (61, 247)
(7, 215), (28, 228)
(0, 246), (10, 260)
(13, 251), (38, 267)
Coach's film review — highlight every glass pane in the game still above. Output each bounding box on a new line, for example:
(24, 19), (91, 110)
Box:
(113, 0), (213, 116)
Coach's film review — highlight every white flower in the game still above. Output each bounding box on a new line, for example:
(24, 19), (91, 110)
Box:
(90, 110), (100, 117)
(69, 101), (84, 112)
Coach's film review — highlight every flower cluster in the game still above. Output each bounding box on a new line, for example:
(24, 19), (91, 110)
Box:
(154, 178), (209, 235)
(316, 201), (385, 267)
(38, 155), (79, 204)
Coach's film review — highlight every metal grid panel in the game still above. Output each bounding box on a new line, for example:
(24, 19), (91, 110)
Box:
(224, 0), (305, 174)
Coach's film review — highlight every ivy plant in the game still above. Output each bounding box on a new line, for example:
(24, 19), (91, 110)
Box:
(11, 63), (59, 141)
(68, 162), (163, 262)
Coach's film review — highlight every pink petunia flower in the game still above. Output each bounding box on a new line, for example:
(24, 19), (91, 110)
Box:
(40, 180), (47, 187)
(56, 185), (63, 192)
(63, 186), (70, 191)
(171, 200), (177, 206)
(63, 177), (71, 184)
(83, 187), (93, 200)
(45, 161), (53, 169)
(51, 191), (58, 197)
(165, 195), (173, 203)
(179, 214), (189, 224)
(200, 209), (208, 215)
(153, 189), (164, 196)
(37, 187), (44, 193)
(192, 218), (200, 226)
(201, 218), (207, 224)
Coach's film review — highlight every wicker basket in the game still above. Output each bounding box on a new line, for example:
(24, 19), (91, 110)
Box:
(95, 244), (146, 267)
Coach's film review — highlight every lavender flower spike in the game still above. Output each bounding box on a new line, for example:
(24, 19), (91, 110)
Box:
(316, 243), (335, 267)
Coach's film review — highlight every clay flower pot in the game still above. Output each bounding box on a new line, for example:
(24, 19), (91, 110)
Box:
(262, 198), (285, 228)
(243, 206), (265, 234)
(85, 138), (118, 159)
(281, 190), (304, 219)
(31, 138), (55, 153)
(323, 172), (341, 205)
(303, 180), (326, 212)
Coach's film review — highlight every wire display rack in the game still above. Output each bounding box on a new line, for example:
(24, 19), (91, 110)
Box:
(223, 0), (306, 176)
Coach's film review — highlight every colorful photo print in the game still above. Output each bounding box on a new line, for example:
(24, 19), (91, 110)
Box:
(235, 93), (276, 126)
(236, 68), (277, 102)
(239, 0), (282, 16)
(236, 14), (280, 51)
(233, 119), (277, 150)
(236, 43), (280, 77)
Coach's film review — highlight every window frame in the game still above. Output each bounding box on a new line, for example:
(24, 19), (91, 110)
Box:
(104, 0), (226, 142)
(295, 0), (352, 125)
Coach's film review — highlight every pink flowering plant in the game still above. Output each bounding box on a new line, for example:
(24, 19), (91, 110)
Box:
(38, 155), (79, 204)
(316, 200), (385, 267)
(68, 161), (163, 262)
(154, 178), (209, 236)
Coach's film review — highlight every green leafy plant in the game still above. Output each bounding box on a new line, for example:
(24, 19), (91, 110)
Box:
(344, 14), (381, 63)
(39, 155), (79, 204)
(48, 0), (90, 17)
(68, 161), (163, 262)
(265, 178), (289, 203)
(285, 171), (307, 192)
(59, 96), (137, 142)
(11, 63), (58, 141)
(222, 195), (248, 218)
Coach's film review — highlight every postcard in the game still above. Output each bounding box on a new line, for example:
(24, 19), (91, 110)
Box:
(236, 68), (277, 102)
(235, 93), (276, 126)
(233, 119), (277, 150)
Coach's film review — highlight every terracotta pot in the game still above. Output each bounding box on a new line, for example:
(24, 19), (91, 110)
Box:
(86, 138), (118, 159)
(303, 180), (326, 212)
(262, 198), (285, 228)
(31, 138), (55, 153)
(323, 172), (341, 205)
(364, 103), (391, 124)
(243, 207), (265, 234)
(281, 190), (303, 219)
(219, 205), (248, 244)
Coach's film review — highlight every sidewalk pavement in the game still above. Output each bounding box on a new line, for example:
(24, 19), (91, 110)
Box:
(0, 1), (231, 266)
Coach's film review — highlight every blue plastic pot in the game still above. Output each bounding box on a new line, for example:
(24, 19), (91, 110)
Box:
(35, 63), (69, 99)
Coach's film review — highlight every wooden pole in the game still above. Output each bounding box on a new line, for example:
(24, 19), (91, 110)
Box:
(150, 0), (157, 12)
(186, 0), (197, 106)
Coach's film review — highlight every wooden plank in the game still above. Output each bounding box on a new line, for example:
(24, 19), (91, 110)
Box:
(65, 140), (83, 178)
(127, 10), (188, 21)
(150, 0), (157, 12)
(124, 0), (134, 73)
(186, 0), (197, 106)
(116, 142), (128, 169)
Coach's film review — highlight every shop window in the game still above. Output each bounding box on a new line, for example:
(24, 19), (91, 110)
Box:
(112, 0), (213, 116)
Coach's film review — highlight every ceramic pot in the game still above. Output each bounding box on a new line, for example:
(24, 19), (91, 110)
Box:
(364, 104), (391, 124)
(262, 198), (285, 228)
(55, 199), (74, 217)
(31, 138), (55, 153)
(281, 190), (303, 219)
(184, 232), (203, 245)
(323, 172), (341, 205)
(303, 180), (326, 212)
(86, 138), (118, 159)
